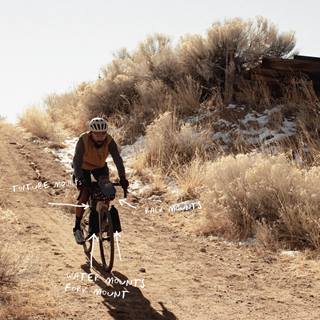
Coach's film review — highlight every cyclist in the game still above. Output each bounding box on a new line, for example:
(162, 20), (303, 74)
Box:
(72, 117), (129, 244)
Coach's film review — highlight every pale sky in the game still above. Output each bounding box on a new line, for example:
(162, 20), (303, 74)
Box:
(0, 0), (319, 123)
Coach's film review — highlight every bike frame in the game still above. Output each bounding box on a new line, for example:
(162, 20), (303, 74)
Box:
(81, 181), (126, 272)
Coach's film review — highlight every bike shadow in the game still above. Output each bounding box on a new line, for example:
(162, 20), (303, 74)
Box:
(81, 258), (177, 320)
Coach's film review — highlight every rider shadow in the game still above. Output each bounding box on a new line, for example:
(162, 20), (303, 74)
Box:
(81, 258), (177, 320)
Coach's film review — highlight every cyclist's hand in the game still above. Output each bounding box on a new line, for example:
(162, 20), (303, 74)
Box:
(119, 177), (129, 191)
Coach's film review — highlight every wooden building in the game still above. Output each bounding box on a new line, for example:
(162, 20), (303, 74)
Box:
(249, 55), (320, 96)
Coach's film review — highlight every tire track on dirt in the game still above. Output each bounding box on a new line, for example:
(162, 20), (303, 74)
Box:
(1, 129), (82, 263)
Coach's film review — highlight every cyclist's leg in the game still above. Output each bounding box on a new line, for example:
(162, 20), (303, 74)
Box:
(73, 171), (91, 244)
(74, 170), (91, 230)
(75, 187), (90, 218)
(74, 188), (90, 244)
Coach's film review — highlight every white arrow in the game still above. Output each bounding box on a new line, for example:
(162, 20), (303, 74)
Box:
(118, 198), (137, 209)
(48, 202), (90, 210)
(88, 233), (99, 268)
(114, 231), (122, 261)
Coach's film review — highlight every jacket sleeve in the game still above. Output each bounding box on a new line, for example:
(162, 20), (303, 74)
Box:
(108, 139), (126, 179)
(73, 137), (85, 179)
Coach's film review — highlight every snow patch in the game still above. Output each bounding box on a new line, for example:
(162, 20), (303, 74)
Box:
(212, 105), (296, 149)
(280, 250), (299, 257)
(50, 137), (78, 173)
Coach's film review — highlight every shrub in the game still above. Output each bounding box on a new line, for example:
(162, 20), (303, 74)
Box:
(200, 152), (320, 250)
(38, 17), (297, 145)
(178, 16), (296, 98)
(172, 157), (207, 201)
(45, 85), (89, 134)
(136, 79), (170, 114)
(19, 106), (66, 143)
(141, 111), (211, 173)
(83, 34), (182, 126)
(172, 76), (202, 116)
(82, 76), (139, 118)
(134, 34), (182, 86)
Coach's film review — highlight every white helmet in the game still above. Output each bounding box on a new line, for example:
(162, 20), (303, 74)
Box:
(89, 117), (108, 132)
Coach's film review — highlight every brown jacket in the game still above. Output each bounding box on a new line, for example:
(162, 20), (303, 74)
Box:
(73, 131), (126, 179)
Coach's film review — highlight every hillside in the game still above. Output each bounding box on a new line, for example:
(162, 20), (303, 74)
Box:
(1, 122), (320, 319)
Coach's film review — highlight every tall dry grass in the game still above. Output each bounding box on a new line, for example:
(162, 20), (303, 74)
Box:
(171, 157), (207, 201)
(236, 79), (274, 107)
(199, 152), (320, 250)
(172, 76), (202, 116)
(0, 204), (56, 319)
(0, 248), (18, 287)
(0, 246), (30, 320)
(19, 105), (67, 144)
(45, 84), (89, 135)
(138, 111), (211, 174)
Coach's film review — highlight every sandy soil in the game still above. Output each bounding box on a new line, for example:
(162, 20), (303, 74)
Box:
(1, 122), (320, 320)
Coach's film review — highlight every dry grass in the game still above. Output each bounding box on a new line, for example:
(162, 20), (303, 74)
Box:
(278, 79), (320, 164)
(19, 105), (67, 143)
(236, 79), (274, 107)
(45, 86), (89, 135)
(198, 152), (320, 250)
(136, 79), (170, 115)
(130, 152), (149, 178)
(130, 112), (212, 202)
(0, 252), (28, 320)
(172, 76), (202, 116)
(105, 112), (128, 145)
(0, 290), (56, 320)
(172, 157), (206, 201)
(83, 76), (138, 117)
(138, 168), (168, 198)
(0, 248), (18, 287)
(140, 111), (211, 174)
(0, 206), (56, 319)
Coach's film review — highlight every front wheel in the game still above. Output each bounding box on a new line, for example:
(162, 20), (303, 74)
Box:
(98, 209), (114, 272)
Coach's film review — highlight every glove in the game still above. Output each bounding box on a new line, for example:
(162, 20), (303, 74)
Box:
(119, 177), (129, 190)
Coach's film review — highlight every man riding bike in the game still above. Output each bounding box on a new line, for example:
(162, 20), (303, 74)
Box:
(72, 117), (129, 244)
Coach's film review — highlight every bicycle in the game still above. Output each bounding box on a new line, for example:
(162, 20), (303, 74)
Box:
(80, 178), (127, 272)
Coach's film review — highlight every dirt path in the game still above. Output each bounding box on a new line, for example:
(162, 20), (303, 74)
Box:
(1, 123), (320, 320)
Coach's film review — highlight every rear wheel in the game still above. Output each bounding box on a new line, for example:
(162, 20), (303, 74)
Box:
(98, 209), (114, 272)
